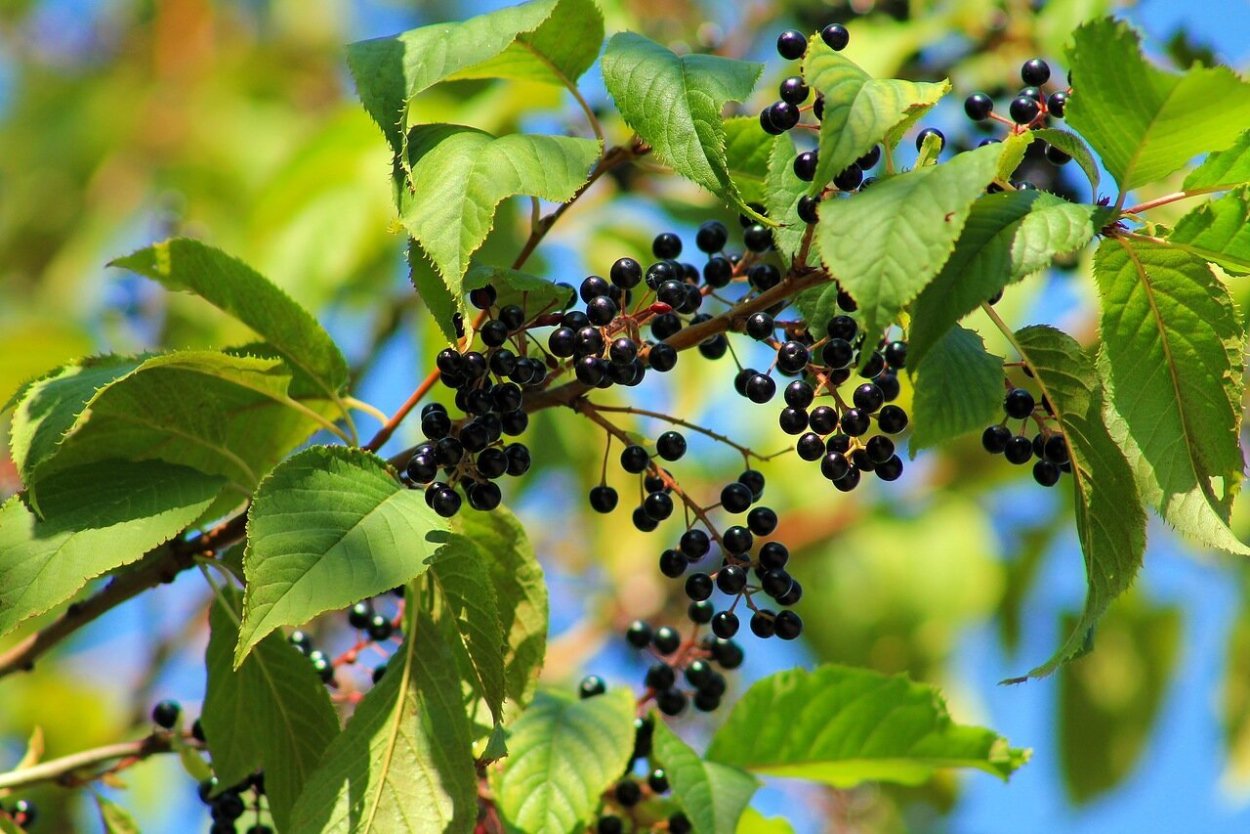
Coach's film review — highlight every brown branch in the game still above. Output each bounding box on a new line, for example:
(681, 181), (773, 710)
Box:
(0, 513), (248, 680)
(0, 733), (196, 792)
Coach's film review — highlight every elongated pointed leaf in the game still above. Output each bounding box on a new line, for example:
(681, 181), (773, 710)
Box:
(1066, 18), (1250, 192)
(1166, 187), (1250, 274)
(803, 38), (948, 191)
(814, 141), (1003, 340)
(400, 125), (599, 335)
(491, 688), (636, 834)
(237, 446), (450, 665)
(705, 664), (1028, 785)
(0, 461), (222, 636)
(1184, 128), (1250, 189)
(204, 587), (339, 831)
(347, 0), (560, 153)
(289, 605), (477, 833)
(1008, 326), (1147, 679)
(1031, 128), (1101, 200)
(763, 132), (808, 265)
(652, 720), (758, 834)
(602, 32), (763, 216)
(94, 795), (141, 834)
(1094, 238), (1248, 554)
(909, 326), (1003, 454)
(456, 508), (547, 706)
(446, 0), (603, 90)
(725, 116), (780, 207)
(909, 191), (1100, 366)
(427, 538), (507, 727)
(111, 239), (348, 395)
(24, 352), (332, 504)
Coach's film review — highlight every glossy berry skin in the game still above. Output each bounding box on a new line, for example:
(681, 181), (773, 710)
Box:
(748, 506), (778, 536)
(649, 768), (671, 794)
(779, 407), (809, 435)
(793, 150), (818, 181)
(876, 455), (904, 481)
(809, 405), (838, 434)
(620, 444), (650, 474)
(1009, 95), (1040, 124)
(680, 528), (711, 559)
(853, 383), (885, 413)
(821, 23), (849, 51)
(1004, 387), (1036, 418)
(982, 424), (1011, 453)
(625, 620), (652, 648)
(1034, 459), (1061, 486)
(769, 100), (801, 131)
(152, 699), (181, 730)
(649, 343), (678, 371)
(659, 548), (687, 578)
(915, 127), (945, 152)
(797, 432), (825, 461)
(721, 482), (754, 513)
(743, 223), (773, 252)
(656, 688), (688, 716)
(716, 565), (748, 595)
(598, 816), (624, 834)
(711, 611), (740, 638)
(776, 29), (808, 60)
(588, 485), (618, 513)
(1044, 435), (1070, 464)
(827, 314), (858, 341)
(964, 92), (993, 121)
(685, 572), (713, 601)
(644, 662), (676, 691)
(643, 491), (674, 521)
(746, 312), (774, 340)
(750, 610), (777, 638)
(759, 541), (790, 570)
(1021, 57), (1051, 85)
(610, 257), (642, 288)
(877, 405), (909, 434)
(775, 610), (803, 640)
(761, 568), (793, 599)
(579, 675), (606, 699)
(745, 373), (777, 403)
(779, 75), (809, 104)
(1047, 91), (1068, 118)
(688, 600), (714, 624)
(857, 144), (882, 169)
(785, 380), (814, 408)
(840, 409), (871, 437)
(652, 232), (682, 260)
(656, 431), (687, 460)
(651, 627), (680, 656)
(797, 195), (820, 224)
(703, 255), (733, 287)
(696, 221), (728, 254)
(833, 164), (863, 191)
(1005, 435), (1034, 465)
(739, 469), (766, 500)
(722, 525), (754, 556)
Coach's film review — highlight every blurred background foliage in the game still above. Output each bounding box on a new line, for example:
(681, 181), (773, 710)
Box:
(2, 0), (1250, 832)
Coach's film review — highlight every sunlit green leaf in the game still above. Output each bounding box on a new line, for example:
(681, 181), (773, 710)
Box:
(94, 795), (141, 834)
(1031, 128), (1101, 199)
(1165, 187), (1250, 274)
(447, 0), (603, 91)
(652, 720), (758, 834)
(909, 326), (1003, 453)
(725, 116), (780, 207)
(1184, 128), (1250, 189)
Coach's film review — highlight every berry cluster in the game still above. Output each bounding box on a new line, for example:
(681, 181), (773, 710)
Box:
(742, 312), (909, 490)
(197, 772), (270, 834)
(287, 589), (404, 687)
(981, 383), (1071, 487)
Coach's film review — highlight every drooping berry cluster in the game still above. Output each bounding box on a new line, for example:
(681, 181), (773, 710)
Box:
(198, 772), (271, 834)
(981, 383), (1071, 487)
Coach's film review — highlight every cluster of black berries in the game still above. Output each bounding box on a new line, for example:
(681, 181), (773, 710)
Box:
(743, 313), (909, 490)
(198, 772), (270, 834)
(575, 712), (691, 834)
(0, 799), (36, 830)
(285, 590), (404, 687)
(963, 57), (1074, 186)
(981, 385), (1070, 487)
(761, 24), (850, 136)
(403, 289), (539, 517)
(288, 628), (337, 684)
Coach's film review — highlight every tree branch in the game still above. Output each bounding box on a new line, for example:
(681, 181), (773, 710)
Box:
(0, 733), (194, 792)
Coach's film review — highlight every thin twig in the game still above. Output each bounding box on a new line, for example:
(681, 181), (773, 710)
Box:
(0, 734), (194, 792)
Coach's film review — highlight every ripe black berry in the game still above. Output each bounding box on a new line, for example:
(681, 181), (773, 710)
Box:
(982, 425), (1011, 453)
(750, 610), (777, 638)
(643, 490), (674, 521)
(1033, 459), (1061, 487)
(1005, 435), (1034, 464)
(669, 813), (693, 834)
(821, 23), (850, 51)
(1047, 91), (1068, 118)
(793, 150), (818, 181)
(774, 610), (803, 640)
(656, 431), (687, 460)
(853, 382), (885, 413)
(626, 620), (652, 648)
(712, 611), (739, 638)
(660, 548), (687, 578)
(152, 700), (181, 729)
(614, 779), (642, 807)
(644, 662), (676, 690)
(649, 343), (678, 371)
(779, 75), (809, 104)
(875, 455), (904, 481)
(469, 284), (497, 309)
(785, 380), (814, 408)
(716, 565), (748, 594)
(748, 263), (781, 291)
(797, 195), (820, 224)
(1009, 95), (1040, 124)
(620, 444), (650, 474)
(759, 541), (789, 570)
(840, 409), (870, 437)
(797, 432), (825, 460)
(589, 485), (618, 513)
(1044, 435), (1070, 464)
(743, 224), (773, 252)
(680, 528), (711, 560)
(688, 600), (714, 624)
(722, 525), (754, 556)
(721, 482), (754, 513)
(703, 255), (733, 287)
(710, 637), (744, 668)
(428, 485), (462, 517)
(779, 406), (809, 434)
(685, 572), (713, 601)
(769, 100), (801, 131)
(598, 816), (624, 834)
(877, 405), (909, 434)
(1004, 387), (1036, 418)
(1021, 57), (1051, 85)
(739, 469), (766, 500)
(586, 295), (618, 326)
(656, 688), (687, 716)
(746, 312), (775, 340)
(761, 568), (793, 598)
(368, 612), (395, 641)
(579, 675), (606, 698)
(776, 29), (808, 60)
(827, 314), (857, 341)
(915, 127), (945, 152)
(964, 92), (993, 121)
(747, 506), (778, 536)
(696, 221), (728, 254)
(809, 405), (838, 434)
(833, 164), (863, 191)
(653, 626), (681, 655)
(745, 373), (777, 403)
(648, 768), (671, 794)
(652, 232), (682, 260)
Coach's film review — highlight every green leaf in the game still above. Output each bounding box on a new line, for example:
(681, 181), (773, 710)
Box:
(1066, 18), (1250, 192)
(725, 116), (780, 207)
(814, 141), (1004, 340)
(1008, 325), (1147, 679)
(651, 720), (758, 834)
(705, 664), (1028, 785)
(908, 191), (1101, 367)
(204, 587), (340, 832)
(110, 239), (348, 396)
(346, 0), (561, 153)
(1094, 238), (1249, 555)
(601, 32), (764, 216)
(803, 38), (948, 191)
(455, 508), (547, 706)
(464, 265), (578, 318)
(909, 326), (1003, 454)
(236, 446), (450, 665)
(763, 132), (808, 265)
(1058, 599), (1181, 804)
(400, 124), (599, 335)
(1031, 128), (1101, 199)
(6, 354), (146, 491)
(446, 0), (603, 91)
(94, 794), (141, 834)
(0, 461), (223, 637)
(491, 688), (636, 834)
(427, 537), (507, 728)
(736, 808), (795, 834)
(1165, 187), (1250, 274)
(1184, 128), (1250, 189)
(288, 603), (477, 834)
(22, 352), (333, 503)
